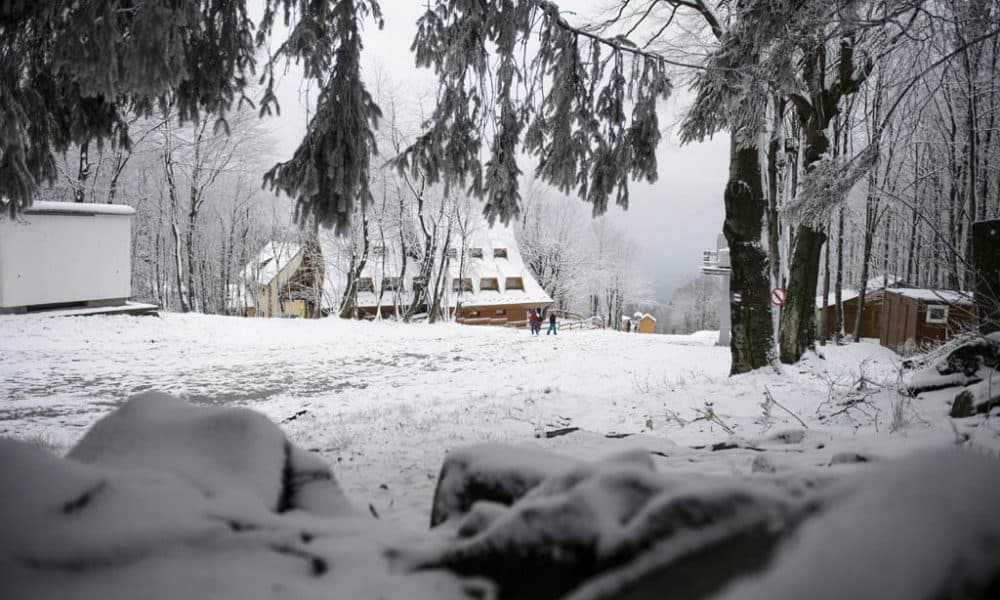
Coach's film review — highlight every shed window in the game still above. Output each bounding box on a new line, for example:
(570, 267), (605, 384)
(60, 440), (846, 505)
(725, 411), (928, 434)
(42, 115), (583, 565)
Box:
(470, 248), (483, 258)
(358, 277), (374, 293)
(926, 305), (949, 324)
(505, 277), (524, 290)
(493, 248), (508, 258)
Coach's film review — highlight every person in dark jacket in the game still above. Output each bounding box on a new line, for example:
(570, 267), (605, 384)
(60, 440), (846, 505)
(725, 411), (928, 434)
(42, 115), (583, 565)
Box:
(529, 309), (540, 335)
(546, 311), (557, 335)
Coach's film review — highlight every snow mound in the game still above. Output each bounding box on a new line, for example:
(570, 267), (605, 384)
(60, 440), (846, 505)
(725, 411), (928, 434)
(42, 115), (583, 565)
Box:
(430, 444), (581, 527)
(418, 444), (1000, 600)
(715, 449), (1000, 600)
(415, 447), (801, 600)
(69, 391), (354, 516)
(0, 394), (490, 600)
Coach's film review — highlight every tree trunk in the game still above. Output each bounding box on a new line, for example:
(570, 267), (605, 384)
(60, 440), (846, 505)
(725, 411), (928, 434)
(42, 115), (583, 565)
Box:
(779, 225), (826, 363)
(172, 221), (189, 313)
(819, 224), (831, 346)
(73, 140), (90, 203)
(833, 207), (845, 343)
(725, 142), (774, 374)
(186, 208), (198, 312)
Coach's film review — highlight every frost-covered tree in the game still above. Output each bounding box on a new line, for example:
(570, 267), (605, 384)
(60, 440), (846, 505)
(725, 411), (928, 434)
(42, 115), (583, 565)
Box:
(1, 0), (381, 235)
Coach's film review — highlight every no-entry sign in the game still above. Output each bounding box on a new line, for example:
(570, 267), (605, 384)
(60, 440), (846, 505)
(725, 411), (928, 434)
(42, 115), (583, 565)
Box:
(771, 288), (788, 307)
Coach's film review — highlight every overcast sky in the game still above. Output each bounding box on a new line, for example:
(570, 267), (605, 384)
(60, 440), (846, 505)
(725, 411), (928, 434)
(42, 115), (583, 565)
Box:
(263, 1), (727, 300)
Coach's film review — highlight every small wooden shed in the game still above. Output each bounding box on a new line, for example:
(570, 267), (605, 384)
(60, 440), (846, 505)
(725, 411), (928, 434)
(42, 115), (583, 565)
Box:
(818, 289), (885, 340)
(635, 313), (656, 334)
(879, 288), (974, 354)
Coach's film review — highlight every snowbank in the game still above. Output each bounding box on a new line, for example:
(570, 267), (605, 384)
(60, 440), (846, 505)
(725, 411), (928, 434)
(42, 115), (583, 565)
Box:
(0, 394), (489, 600)
(715, 449), (1000, 600)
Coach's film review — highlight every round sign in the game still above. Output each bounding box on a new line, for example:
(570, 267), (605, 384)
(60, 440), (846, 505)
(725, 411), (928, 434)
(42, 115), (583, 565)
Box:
(770, 288), (788, 307)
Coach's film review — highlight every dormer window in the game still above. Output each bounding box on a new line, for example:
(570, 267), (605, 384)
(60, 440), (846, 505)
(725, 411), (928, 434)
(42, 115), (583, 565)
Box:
(470, 248), (483, 258)
(452, 278), (473, 292)
(382, 277), (401, 291)
(480, 278), (498, 290)
(412, 276), (427, 291)
(493, 248), (508, 259)
(358, 277), (374, 293)
(505, 277), (523, 290)
(447, 248), (458, 259)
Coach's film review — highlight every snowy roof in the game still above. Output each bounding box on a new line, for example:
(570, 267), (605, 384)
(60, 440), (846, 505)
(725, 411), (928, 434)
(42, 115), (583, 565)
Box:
(245, 241), (302, 285)
(814, 276), (903, 308)
(446, 225), (552, 308)
(815, 289), (860, 309)
(347, 224), (552, 309)
(23, 200), (135, 216)
(887, 288), (974, 305)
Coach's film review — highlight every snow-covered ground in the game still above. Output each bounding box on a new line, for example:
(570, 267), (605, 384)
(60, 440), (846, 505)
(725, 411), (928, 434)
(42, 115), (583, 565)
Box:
(2, 313), (998, 529)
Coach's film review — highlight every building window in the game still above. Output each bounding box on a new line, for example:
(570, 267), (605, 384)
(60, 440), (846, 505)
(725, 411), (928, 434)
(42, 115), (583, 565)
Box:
(495, 309), (507, 316)
(505, 277), (523, 290)
(480, 278), (498, 290)
(469, 310), (481, 317)
(358, 277), (374, 293)
(470, 248), (483, 258)
(926, 305), (949, 324)
(494, 248), (508, 258)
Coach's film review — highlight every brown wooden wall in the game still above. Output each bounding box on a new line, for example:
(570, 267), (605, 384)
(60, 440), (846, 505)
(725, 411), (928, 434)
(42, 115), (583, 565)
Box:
(820, 296), (884, 339)
(880, 292), (974, 354)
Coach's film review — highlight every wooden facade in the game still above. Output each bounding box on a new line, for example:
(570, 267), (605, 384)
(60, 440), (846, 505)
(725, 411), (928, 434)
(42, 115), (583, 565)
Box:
(879, 289), (974, 354)
(820, 292), (883, 339)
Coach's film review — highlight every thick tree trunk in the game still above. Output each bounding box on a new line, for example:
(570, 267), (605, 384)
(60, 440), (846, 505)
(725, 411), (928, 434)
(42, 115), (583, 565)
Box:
(766, 105), (784, 289)
(779, 225), (826, 363)
(725, 142), (774, 374)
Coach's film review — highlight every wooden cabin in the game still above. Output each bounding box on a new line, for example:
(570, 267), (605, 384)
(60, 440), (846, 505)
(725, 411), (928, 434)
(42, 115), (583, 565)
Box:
(351, 225), (553, 326)
(879, 288), (975, 354)
(634, 312), (657, 334)
(817, 289), (884, 339)
(242, 241), (323, 318)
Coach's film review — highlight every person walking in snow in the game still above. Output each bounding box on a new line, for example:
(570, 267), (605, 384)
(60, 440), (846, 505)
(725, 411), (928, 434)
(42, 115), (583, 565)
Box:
(529, 309), (540, 335)
(546, 311), (557, 335)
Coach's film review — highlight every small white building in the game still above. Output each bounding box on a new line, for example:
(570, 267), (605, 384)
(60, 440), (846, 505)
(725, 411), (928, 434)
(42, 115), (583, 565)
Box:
(0, 201), (150, 314)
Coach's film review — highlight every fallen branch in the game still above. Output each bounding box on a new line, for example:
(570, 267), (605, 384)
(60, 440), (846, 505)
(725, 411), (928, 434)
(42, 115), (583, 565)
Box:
(764, 386), (809, 429)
